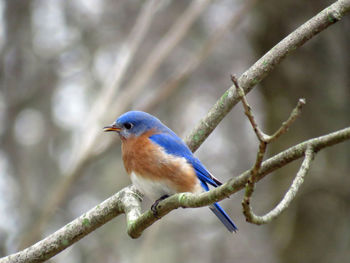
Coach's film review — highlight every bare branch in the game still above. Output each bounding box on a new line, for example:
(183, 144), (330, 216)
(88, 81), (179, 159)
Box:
(31, 1), (350, 243)
(1, 128), (349, 263)
(231, 74), (267, 141)
(231, 74), (307, 224)
(7, 0), (350, 260)
(269, 98), (306, 142)
(185, 0), (350, 151)
(243, 146), (315, 224)
(1, 186), (141, 263)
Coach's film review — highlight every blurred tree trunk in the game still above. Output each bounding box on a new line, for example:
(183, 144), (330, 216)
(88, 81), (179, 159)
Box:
(249, 1), (350, 262)
(1, 0), (34, 211)
(1, 0), (59, 247)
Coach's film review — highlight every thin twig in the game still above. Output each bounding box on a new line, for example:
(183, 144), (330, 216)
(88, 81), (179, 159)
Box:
(242, 146), (315, 224)
(231, 74), (307, 224)
(231, 74), (267, 141)
(269, 98), (306, 142)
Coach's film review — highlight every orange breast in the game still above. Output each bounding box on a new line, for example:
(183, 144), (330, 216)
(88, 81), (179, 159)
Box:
(121, 130), (200, 193)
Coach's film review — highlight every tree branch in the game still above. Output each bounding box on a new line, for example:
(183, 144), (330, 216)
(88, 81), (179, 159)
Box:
(133, 127), (350, 237)
(2, 127), (349, 263)
(185, 0), (350, 151)
(30, 0), (350, 242)
(5, 0), (350, 261)
(243, 146), (315, 224)
(1, 186), (142, 263)
(231, 74), (308, 224)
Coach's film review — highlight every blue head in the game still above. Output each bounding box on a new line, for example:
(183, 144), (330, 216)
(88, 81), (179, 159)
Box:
(104, 111), (171, 139)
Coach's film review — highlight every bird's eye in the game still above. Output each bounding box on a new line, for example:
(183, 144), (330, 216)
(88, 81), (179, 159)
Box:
(124, 122), (133, 130)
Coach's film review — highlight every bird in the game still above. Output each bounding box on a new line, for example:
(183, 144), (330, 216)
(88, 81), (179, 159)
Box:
(103, 111), (237, 232)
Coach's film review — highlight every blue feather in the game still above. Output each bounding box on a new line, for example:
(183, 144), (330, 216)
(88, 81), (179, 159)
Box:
(149, 133), (218, 186)
(200, 179), (238, 232)
(114, 111), (238, 232)
(149, 133), (238, 232)
(209, 203), (238, 232)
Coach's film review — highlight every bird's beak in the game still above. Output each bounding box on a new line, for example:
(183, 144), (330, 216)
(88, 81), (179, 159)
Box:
(103, 124), (121, 132)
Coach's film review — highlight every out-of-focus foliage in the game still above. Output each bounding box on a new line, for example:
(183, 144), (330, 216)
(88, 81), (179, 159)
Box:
(0, 0), (349, 262)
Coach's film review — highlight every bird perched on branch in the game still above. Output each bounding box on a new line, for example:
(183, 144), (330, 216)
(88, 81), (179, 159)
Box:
(104, 111), (237, 232)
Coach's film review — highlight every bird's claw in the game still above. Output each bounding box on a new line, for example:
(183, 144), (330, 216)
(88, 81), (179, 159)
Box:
(151, 195), (169, 217)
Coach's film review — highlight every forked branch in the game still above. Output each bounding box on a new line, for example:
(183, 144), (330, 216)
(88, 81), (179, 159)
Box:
(1, 127), (349, 263)
(243, 146), (315, 224)
(231, 74), (313, 224)
(2, 0), (350, 262)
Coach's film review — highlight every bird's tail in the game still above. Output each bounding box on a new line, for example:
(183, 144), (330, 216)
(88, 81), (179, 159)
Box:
(209, 203), (238, 233)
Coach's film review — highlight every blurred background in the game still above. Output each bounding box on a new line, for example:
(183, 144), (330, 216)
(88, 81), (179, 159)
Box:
(0, 0), (349, 262)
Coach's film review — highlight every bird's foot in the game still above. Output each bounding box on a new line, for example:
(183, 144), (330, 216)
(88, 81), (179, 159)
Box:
(151, 195), (169, 217)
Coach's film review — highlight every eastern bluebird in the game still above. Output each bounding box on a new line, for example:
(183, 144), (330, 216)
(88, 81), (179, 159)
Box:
(104, 111), (237, 232)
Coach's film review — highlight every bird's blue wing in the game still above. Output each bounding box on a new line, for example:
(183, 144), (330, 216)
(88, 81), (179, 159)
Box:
(149, 133), (219, 187)
(150, 132), (238, 232)
(191, 157), (222, 187)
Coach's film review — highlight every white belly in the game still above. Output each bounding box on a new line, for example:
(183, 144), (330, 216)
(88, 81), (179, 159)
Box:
(130, 171), (177, 201)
